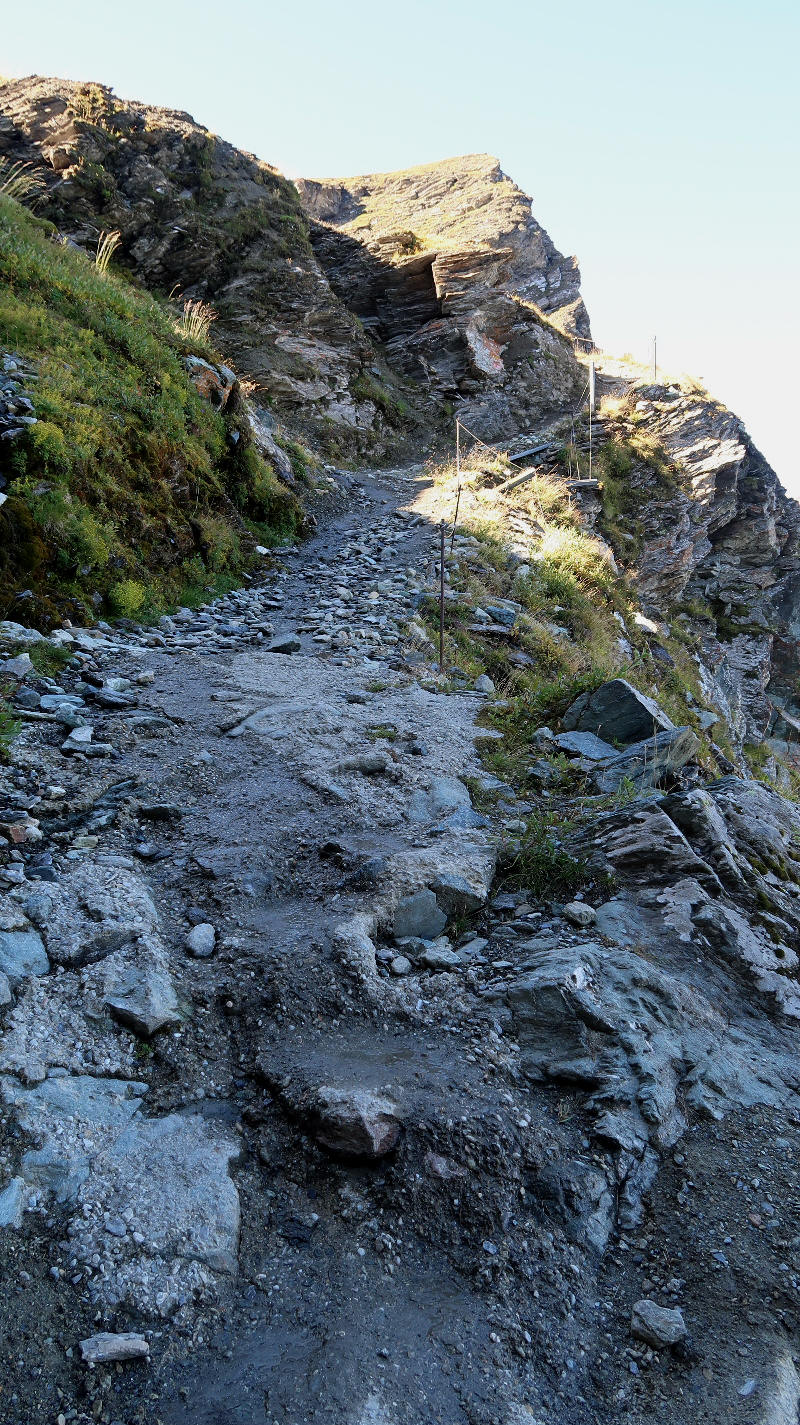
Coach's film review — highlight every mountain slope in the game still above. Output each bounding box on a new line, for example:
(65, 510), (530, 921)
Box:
(0, 193), (301, 626)
(0, 75), (421, 457)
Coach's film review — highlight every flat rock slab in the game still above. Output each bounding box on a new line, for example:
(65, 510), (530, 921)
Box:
(553, 730), (616, 760)
(3, 1073), (147, 1202)
(562, 677), (674, 745)
(70, 1112), (241, 1313)
(0, 929), (49, 988)
(80, 1332), (150, 1365)
(39, 863), (160, 969)
(408, 776), (472, 823)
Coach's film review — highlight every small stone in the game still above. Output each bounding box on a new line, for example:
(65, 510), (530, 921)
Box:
(563, 901), (597, 928)
(339, 751), (390, 775)
(390, 955), (412, 976)
(631, 1299), (687, 1347)
(420, 941), (463, 971)
(79, 1332), (150, 1366)
(474, 674), (495, 694)
(393, 890), (447, 942)
(186, 923), (216, 958)
(61, 725), (93, 755)
(313, 1087), (402, 1159)
(267, 634), (301, 654)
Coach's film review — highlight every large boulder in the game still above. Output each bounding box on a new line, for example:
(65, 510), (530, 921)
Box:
(562, 679), (674, 746)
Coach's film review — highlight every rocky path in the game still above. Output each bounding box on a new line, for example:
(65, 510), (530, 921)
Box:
(0, 465), (552, 1425)
(5, 466), (800, 1424)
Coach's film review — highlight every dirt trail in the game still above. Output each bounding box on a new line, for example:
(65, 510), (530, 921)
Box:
(4, 464), (800, 1425)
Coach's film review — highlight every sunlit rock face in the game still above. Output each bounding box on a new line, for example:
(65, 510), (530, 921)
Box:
(296, 154), (589, 439)
(599, 382), (800, 746)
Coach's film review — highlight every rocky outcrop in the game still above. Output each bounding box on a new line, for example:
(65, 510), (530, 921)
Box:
(297, 154), (589, 438)
(594, 380), (800, 749)
(0, 76), (416, 453)
(0, 80), (589, 449)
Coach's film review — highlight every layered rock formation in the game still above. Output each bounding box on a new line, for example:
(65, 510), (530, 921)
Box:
(298, 154), (588, 437)
(589, 381), (800, 754)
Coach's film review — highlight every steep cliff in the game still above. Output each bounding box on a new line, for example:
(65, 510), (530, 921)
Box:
(0, 79), (589, 450)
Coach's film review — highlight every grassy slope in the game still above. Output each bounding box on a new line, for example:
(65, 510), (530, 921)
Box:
(0, 193), (301, 627)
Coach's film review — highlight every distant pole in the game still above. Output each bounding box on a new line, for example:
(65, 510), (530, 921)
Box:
(450, 418), (462, 554)
(439, 521), (446, 674)
(652, 335), (657, 383)
(588, 359), (595, 479)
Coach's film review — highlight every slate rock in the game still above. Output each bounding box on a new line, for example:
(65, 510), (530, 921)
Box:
(562, 678), (674, 745)
(0, 929), (49, 988)
(61, 725), (93, 754)
(1, 653), (33, 678)
(432, 806), (488, 833)
(631, 1299), (688, 1347)
(590, 726), (699, 794)
(553, 730), (617, 761)
(267, 635), (301, 654)
(0, 1176), (25, 1228)
(80, 1332), (150, 1365)
(419, 943), (463, 971)
(103, 960), (181, 1037)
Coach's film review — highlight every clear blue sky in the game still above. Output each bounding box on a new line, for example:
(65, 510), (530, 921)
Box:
(5, 0), (799, 489)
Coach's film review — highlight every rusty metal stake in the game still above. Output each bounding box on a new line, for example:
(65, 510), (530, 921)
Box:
(439, 520), (445, 674)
